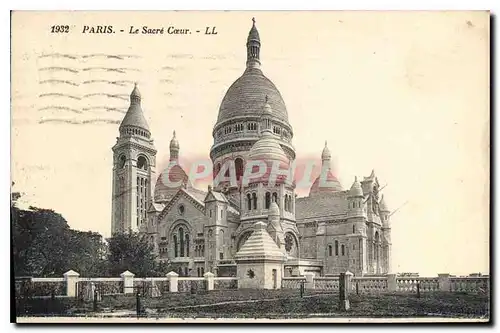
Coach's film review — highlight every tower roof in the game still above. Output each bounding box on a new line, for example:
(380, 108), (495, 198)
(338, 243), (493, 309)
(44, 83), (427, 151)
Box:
(170, 130), (179, 150)
(119, 83), (150, 133)
(247, 17), (260, 43)
(235, 222), (285, 261)
(379, 194), (390, 212)
(321, 141), (331, 161)
(309, 141), (342, 196)
(348, 176), (364, 197)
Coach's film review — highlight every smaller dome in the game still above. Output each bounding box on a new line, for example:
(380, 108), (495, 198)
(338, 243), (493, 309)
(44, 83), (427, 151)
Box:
(321, 141), (331, 161)
(170, 130), (179, 150)
(154, 163), (192, 203)
(379, 194), (390, 212)
(248, 130), (289, 166)
(269, 202), (280, 216)
(348, 176), (364, 197)
(309, 172), (343, 196)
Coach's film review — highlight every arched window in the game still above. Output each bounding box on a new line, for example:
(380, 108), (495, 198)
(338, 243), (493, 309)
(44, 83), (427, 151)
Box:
(353, 225), (355, 234)
(252, 193), (257, 210)
(284, 196), (289, 212)
(119, 155), (126, 168)
(137, 156), (148, 170)
(214, 163), (221, 178)
(328, 245), (332, 256)
(247, 193), (252, 211)
(235, 158), (244, 181)
(341, 244), (345, 256)
(335, 240), (339, 256)
(272, 192), (278, 204)
(186, 234), (190, 257)
(201, 267), (204, 276)
(179, 227), (185, 257)
(173, 235), (178, 257)
(265, 192), (271, 209)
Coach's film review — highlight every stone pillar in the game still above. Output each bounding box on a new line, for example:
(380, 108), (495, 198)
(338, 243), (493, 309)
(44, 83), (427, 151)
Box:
(204, 272), (215, 291)
(167, 271), (179, 293)
(339, 272), (350, 311)
(387, 273), (397, 292)
(63, 270), (80, 297)
(120, 270), (135, 294)
(304, 272), (315, 290)
(345, 271), (354, 293)
(438, 273), (451, 292)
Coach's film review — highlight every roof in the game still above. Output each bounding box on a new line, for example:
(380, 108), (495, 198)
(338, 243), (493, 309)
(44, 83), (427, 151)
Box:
(204, 190), (229, 203)
(235, 222), (285, 261)
(154, 163), (192, 203)
(119, 85), (150, 132)
(148, 202), (166, 212)
(188, 188), (208, 204)
(247, 19), (260, 43)
(321, 141), (331, 160)
(309, 171), (343, 196)
(248, 130), (289, 165)
(216, 68), (289, 124)
(348, 177), (364, 197)
(379, 194), (389, 212)
(296, 191), (349, 221)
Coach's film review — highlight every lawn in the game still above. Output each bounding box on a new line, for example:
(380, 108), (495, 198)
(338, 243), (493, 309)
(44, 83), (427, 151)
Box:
(18, 289), (490, 320)
(155, 290), (490, 319)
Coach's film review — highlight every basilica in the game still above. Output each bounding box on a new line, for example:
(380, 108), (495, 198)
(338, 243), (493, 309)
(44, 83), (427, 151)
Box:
(111, 19), (392, 278)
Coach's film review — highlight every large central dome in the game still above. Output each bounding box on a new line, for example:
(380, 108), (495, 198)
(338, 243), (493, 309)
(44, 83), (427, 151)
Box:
(210, 18), (296, 191)
(217, 67), (289, 124)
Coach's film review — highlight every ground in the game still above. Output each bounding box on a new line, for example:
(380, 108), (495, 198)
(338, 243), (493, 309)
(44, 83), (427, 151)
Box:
(17, 289), (490, 320)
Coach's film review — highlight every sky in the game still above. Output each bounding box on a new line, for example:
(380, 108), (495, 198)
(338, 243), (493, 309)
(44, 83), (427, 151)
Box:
(11, 11), (490, 276)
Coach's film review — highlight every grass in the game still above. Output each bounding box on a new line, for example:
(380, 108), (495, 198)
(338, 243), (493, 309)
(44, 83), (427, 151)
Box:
(18, 289), (490, 319)
(158, 291), (490, 319)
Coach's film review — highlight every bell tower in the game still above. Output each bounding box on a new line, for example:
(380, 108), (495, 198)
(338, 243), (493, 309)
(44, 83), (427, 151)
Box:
(111, 84), (157, 235)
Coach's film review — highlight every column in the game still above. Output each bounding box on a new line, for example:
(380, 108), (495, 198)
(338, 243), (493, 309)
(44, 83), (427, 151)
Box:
(167, 271), (179, 293)
(120, 270), (135, 294)
(63, 270), (80, 297)
(204, 272), (215, 291)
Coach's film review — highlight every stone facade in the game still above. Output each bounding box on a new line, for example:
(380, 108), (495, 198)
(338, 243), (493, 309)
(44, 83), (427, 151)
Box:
(111, 19), (392, 277)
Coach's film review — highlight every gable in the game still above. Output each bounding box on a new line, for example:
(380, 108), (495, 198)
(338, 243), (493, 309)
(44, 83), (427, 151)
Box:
(158, 188), (206, 222)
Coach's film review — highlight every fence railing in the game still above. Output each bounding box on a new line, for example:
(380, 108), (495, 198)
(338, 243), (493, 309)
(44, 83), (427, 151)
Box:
(15, 270), (239, 299)
(282, 277), (306, 289)
(16, 270), (490, 298)
(283, 273), (489, 294)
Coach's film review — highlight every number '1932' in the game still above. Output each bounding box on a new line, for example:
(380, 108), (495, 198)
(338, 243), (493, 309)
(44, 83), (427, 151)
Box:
(51, 25), (70, 33)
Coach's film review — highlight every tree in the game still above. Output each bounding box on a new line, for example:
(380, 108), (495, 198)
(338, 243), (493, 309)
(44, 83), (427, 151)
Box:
(11, 189), (108, 277)
(106, 232), (171, 277)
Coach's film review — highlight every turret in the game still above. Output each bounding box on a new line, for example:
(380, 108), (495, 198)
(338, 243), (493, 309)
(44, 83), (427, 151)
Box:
(379, 194), (390, 226)
(246, 18), (261, 69)
(347, 176), (366, 236)
(119, 83), (151, 139)
(309, 141), (342, 196)
(170, 130), (180, 161)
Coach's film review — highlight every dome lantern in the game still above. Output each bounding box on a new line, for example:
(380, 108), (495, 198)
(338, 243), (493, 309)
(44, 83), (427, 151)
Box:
(246, 18), (261, 69)
(170, 130), (179, 161)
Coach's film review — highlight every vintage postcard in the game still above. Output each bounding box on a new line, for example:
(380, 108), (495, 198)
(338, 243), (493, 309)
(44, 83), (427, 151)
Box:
(11, 11), (490, 323)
